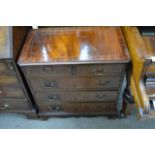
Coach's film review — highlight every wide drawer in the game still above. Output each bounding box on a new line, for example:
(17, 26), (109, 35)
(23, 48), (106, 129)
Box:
(29, 76), (121, 91)
(38, 102), (116, 113)
(35, 91), (117, 104)
(0, 61), (15, 73)
(24, 64), (124, 77)
(0, 86), (25, 98)
(0, 99), (31, 112)
(0, 73), (20, 86)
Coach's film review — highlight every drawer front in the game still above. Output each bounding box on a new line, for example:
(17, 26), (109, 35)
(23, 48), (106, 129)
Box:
(76, 64), (124, 76)
(38, 102), (116, 113)
(0, 73), (20, 86)
(0, 86), (25, 98)
(24, 65), (72, 77)
(24, 64), (124, 77)
(0, 61), (15, 73)
(0, 99), (30, 111)
(29, 76), (121, 91)
(35, 91), (117, 104)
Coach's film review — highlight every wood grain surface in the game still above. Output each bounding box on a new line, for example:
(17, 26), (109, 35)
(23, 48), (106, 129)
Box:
(18, 27), (130, 65)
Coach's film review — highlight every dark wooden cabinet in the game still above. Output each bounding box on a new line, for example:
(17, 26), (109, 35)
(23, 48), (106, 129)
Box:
(18, 27), (130, 119)
(0, 26), (37, 118)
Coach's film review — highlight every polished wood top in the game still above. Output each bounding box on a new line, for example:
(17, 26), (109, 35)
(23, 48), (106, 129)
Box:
(18, 27), (130, 66)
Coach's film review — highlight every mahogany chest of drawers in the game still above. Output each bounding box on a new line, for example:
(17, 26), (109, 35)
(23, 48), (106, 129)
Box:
(0, 26), (37, 118)
(18, 27), (130, 119)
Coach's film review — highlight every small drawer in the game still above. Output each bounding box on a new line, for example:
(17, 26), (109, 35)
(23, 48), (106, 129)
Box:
(0, 73), (20, 86)
(35, 91), (117, 104)
(0, 61), (15, 73)
(0, 86), (26, 99)
(24, 65), (72, 77)
(38, 102), (116, 114)
(0, 99), (31, 112)
(29, 76), (121, 91)
(75, 64), (124, 76)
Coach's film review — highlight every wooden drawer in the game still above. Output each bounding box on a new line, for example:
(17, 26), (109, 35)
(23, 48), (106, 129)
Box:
(38, 102), (116, 113)
(24, 65), (72, 77)
(24, 64), (124, 77)
(0, 73), (20, 86)
(75, 64), (124, 76)
(0, 99), (31, 112)
(35, 91), (117, 104)
(0, 86), (25, 98)
(29, 76), (121, 91)
(0, 61), (15, 73)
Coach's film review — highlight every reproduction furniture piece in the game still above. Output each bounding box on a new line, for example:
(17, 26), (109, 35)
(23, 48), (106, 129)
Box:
(0, 26), (37, 119)
(18, 27), (130, 119)
(122, 27), (155, 117)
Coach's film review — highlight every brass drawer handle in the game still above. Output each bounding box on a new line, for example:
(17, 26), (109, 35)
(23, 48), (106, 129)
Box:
(48, 95), (59, 101)
(43, 81), (58, 88)
(99, 80), (110, 86)
(7, 62), (14, 70)
(0, 90), (2, 94)
(42, 66), (54, 72)
(0, 104), (9, 110)
(92, 67), (104, 73)
(96, 94), (106, 100)
(0, 89), (4, 97)
(50, 105), (63, 112)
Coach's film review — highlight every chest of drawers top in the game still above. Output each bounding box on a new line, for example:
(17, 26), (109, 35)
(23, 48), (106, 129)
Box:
(18, 27), (130, 66)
